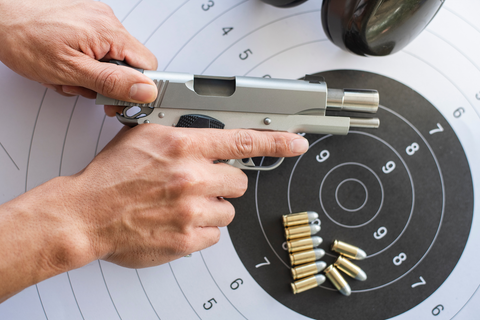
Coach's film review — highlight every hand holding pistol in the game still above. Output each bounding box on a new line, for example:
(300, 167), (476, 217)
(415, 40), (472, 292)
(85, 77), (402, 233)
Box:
(96, 61), (380, 170)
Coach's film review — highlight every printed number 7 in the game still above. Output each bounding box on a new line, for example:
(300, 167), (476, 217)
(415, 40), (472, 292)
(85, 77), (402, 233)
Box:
(255, 257), (270, 268)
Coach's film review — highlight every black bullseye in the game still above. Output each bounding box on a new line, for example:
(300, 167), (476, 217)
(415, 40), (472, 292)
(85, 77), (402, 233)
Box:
(228, 70), (473, 319)
(335, 178), (368, 212)
(318, 161), (384, 228)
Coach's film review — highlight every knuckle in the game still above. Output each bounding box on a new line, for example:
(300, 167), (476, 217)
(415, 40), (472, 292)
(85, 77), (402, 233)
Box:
(239, 173), (248, 194)
(95, 68), (122, 97)
(171, 170), (204, 196)
(210, 229), (221, 246)
(223, 203), (236, 226)
(232, 130), (255, 158)
(93, 2), (115, 15)
(231, 172), (248, 198)
(164, 131), (195, 157)
(175, 199), (198, 221)
(273, 135), (290, 154)
(173, 233), (196, 256)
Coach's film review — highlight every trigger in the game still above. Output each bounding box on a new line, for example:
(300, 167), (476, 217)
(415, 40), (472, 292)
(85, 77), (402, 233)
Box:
(240, 158), (256, 167)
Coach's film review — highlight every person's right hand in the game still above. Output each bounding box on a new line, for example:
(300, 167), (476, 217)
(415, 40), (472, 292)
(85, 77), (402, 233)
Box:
(66, 125), (309, 269)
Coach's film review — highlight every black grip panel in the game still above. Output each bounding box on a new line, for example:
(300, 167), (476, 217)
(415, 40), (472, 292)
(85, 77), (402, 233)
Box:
(176, 114), (225, 129)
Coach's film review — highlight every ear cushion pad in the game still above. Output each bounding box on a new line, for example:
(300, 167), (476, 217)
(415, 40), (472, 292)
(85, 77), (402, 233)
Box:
(260, 0), (308, 8)
(321, 0), (444, 56)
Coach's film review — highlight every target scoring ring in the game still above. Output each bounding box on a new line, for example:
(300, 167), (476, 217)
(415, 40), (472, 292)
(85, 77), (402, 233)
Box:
(334, 177), (369, 212)
(228, 70), (473, 319)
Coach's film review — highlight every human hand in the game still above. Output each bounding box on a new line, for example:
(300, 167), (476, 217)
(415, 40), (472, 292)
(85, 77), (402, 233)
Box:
(0, 0), (158, 104)
(68, 125), (309, 268)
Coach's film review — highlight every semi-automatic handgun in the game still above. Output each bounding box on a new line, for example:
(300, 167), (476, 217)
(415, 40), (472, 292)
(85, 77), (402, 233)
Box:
(96, 61), (380, 171)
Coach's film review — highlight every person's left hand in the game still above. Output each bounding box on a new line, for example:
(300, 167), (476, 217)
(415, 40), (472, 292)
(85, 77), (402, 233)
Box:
(0, 0), (158, 104)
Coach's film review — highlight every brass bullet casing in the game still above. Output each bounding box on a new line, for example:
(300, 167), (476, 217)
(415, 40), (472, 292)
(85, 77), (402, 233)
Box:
(291, 274), (326, 294)
(289, 248), (325, 266)
(291, 261), (327, 280)
(287, 236), (323, 253)
(285, 224), (320, 240)
(324, 265), (351, 296)
(334, 256), (367, 281)
(331, 240), (367, 260)
(282, 211), (319, 227)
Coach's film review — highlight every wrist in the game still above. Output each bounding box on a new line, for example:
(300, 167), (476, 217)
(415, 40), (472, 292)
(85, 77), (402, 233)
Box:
(1, 176), (97, 279)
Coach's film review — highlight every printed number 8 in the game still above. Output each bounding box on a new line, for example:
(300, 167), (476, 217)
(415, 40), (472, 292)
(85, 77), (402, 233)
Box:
(406, 143), (419, 156)
(393, 253), (407, 266)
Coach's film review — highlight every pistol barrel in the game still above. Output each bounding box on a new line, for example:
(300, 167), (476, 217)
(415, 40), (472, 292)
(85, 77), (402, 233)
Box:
(349, 117), (380, 129)
(327, 89), (379, 114)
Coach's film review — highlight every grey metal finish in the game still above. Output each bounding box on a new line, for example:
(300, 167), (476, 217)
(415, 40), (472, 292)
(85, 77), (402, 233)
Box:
(96, 71), (380, 170)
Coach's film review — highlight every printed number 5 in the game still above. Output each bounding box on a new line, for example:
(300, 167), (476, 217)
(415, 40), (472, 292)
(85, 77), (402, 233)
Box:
(239, 49), (253, 60)
(203, 298), (217, 310)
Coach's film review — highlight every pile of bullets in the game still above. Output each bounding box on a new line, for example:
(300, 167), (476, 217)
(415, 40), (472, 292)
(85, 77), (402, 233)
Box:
(325, 240), (367, 296)
(283, 211), (325, 295)
(283, 212), (367, 296)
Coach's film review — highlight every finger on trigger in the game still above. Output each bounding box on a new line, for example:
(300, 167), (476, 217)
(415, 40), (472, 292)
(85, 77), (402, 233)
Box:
(195, 128), (309, 160)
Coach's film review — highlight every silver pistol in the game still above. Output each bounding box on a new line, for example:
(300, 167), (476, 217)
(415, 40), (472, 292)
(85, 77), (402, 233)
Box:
(96, 61), (380, 171)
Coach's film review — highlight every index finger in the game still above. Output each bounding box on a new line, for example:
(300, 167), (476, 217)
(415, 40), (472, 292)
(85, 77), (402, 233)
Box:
(188, 128), (309, 160)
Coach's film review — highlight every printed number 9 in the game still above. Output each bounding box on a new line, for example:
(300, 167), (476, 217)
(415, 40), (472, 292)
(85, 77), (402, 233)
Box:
(382, 161), (396, 174)
(374, 227), (387, 239)
(316, 150), (330, 162)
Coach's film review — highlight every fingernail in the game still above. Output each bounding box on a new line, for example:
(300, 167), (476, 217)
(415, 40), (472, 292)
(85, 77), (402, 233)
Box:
(130, 83), (157, 102)
(62, 86), (75, 95)
(290, 138), (309, 154)
(41, 83), (57, 91)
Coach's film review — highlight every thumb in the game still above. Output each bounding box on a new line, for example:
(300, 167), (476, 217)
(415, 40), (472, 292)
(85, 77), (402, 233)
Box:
(75, 57), (158, 103)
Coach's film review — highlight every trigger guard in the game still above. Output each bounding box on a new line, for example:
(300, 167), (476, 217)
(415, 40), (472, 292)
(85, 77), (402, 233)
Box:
(229, 157), (285, 171)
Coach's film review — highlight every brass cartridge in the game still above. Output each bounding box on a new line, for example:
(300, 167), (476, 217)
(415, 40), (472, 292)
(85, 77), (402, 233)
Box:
(334, 256), (367, 281)
(291, 274), (326, 294)
(282, 211), (319, 227)
(285, 224), (320, 240)
(291, 261), (327, 280)
(331, 240), (366, 260)
(324, 265), (351, 296)
(287, 236), (323, 253)
(289, 248), (325, 266)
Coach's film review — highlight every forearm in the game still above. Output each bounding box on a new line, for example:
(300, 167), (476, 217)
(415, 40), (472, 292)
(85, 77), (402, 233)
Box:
(0, 176), (95, 302)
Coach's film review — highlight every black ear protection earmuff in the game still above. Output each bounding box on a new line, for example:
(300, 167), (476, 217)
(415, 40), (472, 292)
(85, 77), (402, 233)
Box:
(261, 0), (444, 56)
